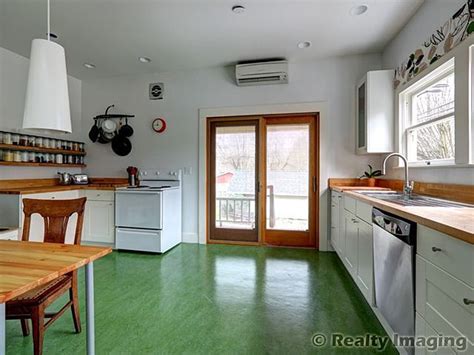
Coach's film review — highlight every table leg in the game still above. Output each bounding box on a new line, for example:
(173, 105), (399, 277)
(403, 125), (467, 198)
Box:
(0, 303), (5, 355)
(85, 262), (95, 355)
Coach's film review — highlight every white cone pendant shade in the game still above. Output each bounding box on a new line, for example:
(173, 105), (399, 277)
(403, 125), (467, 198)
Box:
(22, 39), (72, 133)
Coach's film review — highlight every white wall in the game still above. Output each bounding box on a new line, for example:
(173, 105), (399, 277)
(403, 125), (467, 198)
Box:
(382, 0), (474, 184)
(0, 46), (83, 179)
(82, 53), (383, 245)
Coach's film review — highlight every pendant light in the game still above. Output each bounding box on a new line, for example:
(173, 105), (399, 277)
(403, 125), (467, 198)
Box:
(22, 0), (72, 133)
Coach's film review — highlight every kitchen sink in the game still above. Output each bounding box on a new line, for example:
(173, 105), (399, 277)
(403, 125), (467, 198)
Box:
(357, 191), (472, 208)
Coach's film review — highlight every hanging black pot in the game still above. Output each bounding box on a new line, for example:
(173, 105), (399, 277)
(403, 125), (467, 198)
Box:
(88, 120), (100, 142)
(119, 118), (134, 138)
(111, 133), (132, 156)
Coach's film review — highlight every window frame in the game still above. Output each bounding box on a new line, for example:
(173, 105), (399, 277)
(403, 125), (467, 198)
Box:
(399, 58), (456, 167)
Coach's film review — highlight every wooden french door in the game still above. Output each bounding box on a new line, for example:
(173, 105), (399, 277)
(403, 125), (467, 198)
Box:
(207, 114), (318, 248)
(208, 119), (260, 243)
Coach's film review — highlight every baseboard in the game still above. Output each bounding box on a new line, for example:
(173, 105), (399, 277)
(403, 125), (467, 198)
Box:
(182, 232), (199, 243)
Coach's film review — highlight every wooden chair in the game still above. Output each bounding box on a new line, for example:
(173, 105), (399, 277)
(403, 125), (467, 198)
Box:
(6, 197), (87, 355)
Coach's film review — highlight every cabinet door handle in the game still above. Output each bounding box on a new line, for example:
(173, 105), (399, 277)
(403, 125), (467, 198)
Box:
(463, 298), (474, 305)
(431, 246), (442, 252)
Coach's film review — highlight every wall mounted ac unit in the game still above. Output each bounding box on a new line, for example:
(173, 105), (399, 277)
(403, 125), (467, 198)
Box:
(235, 60), (288, 86)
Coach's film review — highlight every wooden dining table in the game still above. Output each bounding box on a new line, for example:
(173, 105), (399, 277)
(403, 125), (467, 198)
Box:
(0, 240), (112, 355)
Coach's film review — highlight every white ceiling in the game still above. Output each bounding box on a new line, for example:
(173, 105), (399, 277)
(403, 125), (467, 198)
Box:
(0, 0), (424, 80)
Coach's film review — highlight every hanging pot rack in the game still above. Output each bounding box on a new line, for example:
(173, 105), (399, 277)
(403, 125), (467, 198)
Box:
(93, 105), (135, 120)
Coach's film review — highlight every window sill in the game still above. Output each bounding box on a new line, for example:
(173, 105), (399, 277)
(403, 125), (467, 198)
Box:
(393, 163), (474, 169)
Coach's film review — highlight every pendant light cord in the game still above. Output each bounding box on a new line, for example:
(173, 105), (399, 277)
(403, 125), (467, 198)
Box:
(47, 0), (50, 41)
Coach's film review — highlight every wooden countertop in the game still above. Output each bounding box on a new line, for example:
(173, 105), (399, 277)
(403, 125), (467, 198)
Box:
(333, 187), (474, 245)
(0, 240), (112, 303)
(0, 178), (129, 195)
(0, 184), (128, 195)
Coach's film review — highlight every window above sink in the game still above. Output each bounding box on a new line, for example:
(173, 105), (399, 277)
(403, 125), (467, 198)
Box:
(399, 59), (455, 167)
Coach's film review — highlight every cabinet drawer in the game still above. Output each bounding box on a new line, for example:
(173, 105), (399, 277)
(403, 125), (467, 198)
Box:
(344, 195), (356, 214)
(417, 225), (474, 287)
(416, 255), (474, 347)
(415, 313), (457, 355)
(356, 200), (372, 224)
(116, 228), (161, 253)
(84, 190), (114, 202)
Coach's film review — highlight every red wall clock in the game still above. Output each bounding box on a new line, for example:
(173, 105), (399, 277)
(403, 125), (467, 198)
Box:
(152, 118), (167, 133)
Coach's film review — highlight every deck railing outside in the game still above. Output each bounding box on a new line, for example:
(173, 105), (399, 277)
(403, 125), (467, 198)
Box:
(216, 197), (255, 228)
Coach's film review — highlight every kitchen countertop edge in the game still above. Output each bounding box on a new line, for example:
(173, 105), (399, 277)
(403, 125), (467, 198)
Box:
(332, 187), (473, 245)
(0, 184), (129, 195)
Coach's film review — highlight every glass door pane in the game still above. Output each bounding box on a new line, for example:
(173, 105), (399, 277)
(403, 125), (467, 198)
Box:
(266, 124), (309, 231)
(215, 125), (256, 230)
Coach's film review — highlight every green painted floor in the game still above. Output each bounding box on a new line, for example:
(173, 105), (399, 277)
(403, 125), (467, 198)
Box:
(6, 244), (397, 354)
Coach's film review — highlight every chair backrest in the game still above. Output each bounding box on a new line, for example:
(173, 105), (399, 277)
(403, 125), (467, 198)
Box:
(21, 197), (87, 245)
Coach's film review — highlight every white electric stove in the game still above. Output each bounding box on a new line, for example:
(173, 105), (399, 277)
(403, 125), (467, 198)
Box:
(115, 169), (182, 253)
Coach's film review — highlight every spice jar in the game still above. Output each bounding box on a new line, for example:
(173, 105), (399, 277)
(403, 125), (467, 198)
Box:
(21, 151), (28, 162)
(28, 151), (36, 162)
(13, 151), (21, 162)
(12, 134), (20, 145)
(4, 150), (13, 162)
(35, 137), (43, 147)
(3, 132), (11, 145)
(27, 136), (35, 146)
(20, 135), (28, 146)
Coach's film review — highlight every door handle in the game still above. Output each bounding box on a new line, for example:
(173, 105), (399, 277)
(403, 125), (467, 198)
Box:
(463, 298), (474, 305)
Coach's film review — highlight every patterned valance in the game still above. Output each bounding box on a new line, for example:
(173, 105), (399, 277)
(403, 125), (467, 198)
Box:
(394, 0), (474, 89)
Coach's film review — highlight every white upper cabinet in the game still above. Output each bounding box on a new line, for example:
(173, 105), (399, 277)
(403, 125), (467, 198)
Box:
(356, 70), (394, 154)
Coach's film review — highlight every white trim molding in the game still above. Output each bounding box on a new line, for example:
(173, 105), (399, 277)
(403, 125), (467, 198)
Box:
(198, 101), (329, 251)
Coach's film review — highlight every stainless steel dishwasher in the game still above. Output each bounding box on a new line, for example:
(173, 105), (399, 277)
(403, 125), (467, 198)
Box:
(373, 208), (416, 354)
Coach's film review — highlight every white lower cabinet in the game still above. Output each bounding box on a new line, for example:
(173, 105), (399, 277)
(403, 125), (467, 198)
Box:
(331, 191), (345, 258)
(356, 219), (374, 305)
(415, 227), (474, 355)
(331, 191), (473, 355)
(415, 313), (456, 355)
(82, 190), (115, 245)
(339, 195), (374, 306)
(344, 210), (358, 277)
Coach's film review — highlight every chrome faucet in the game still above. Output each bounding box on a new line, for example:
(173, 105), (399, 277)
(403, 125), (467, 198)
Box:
(381, 153), (414, 198)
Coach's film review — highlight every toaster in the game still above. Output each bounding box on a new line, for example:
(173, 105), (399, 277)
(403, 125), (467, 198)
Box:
(72, 174), (89, 185)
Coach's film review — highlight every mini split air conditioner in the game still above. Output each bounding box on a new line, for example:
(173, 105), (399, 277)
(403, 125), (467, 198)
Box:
(235, 60), (288, 86)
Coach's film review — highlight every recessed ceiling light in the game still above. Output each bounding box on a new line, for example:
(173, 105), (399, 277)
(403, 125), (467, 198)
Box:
(297, 41), (311, 49)
(350, 5), (368, 16)
(83, 63), (96, 69)
(232, 5), (246, 14)
(139, 56), (152, 63)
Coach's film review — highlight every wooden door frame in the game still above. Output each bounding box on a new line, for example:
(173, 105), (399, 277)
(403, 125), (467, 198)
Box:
(205, 113), (320, 249)
(206, 116), (263, 246)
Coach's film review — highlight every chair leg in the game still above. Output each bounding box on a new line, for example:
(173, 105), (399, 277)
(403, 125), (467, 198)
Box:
(70, 280), (81, 333)
(32, 306), (45, 355)
(20, 319), (30, 336)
